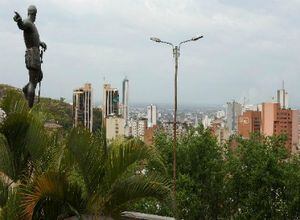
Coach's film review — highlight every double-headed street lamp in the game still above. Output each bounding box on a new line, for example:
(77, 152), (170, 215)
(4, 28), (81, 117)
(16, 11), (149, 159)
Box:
(150, 36), (203, 196)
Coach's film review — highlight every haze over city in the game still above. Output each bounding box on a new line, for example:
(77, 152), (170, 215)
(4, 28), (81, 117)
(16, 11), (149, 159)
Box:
(1, 0), (300, 107)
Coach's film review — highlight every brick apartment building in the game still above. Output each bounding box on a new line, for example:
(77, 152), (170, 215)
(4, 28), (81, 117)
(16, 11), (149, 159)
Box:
(261, 103), (299, 152)
(237, 103), (299, 152)
(238, 110), (261, 139)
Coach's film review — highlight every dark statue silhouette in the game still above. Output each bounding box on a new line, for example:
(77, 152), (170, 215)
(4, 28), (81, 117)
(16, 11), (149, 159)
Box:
(13, 5), (47, 108)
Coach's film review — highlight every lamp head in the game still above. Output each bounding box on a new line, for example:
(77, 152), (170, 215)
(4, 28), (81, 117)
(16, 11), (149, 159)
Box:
(150, 37), (161, 43)
(192, 36), (203, 41)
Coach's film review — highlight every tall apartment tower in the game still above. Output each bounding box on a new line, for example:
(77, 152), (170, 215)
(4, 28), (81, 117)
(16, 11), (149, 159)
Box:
(122, 77), (129, 125)
(73, 83), (93, 132)
(226, 101), (242, 134)
(103, 84), (119, 119)
(147, 104), (157, 128)
(277, 81), (288, 109)
(261, 102), (298, 152)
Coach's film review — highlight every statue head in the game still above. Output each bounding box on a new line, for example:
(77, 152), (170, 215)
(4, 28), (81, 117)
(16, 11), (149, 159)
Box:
(27, 5), (37, 22)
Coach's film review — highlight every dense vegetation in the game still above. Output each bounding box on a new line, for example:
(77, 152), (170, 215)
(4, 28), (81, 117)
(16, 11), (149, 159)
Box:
(0, 91), (170, 219)
(131, 127), (300, 219)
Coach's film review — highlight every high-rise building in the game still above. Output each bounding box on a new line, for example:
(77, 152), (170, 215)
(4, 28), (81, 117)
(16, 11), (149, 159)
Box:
(226, 101), (242, 134)
(106, 115), (125, 140)
(277, 81), (288, 109)
(261, 102), (298, 152)
(73, 83), (93, 132)
(130, 118), (147, 140)
(162, 121), (188, 137)
(103, 84), (119, 120)
(238, 110), (261, 139)
(147, 104), (157, 128)
(122, 77), (129, 125)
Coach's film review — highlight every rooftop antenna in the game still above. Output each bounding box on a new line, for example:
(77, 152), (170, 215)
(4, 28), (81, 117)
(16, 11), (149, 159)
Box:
(282, 80), (285, 90)
(243, 97), (246, 106)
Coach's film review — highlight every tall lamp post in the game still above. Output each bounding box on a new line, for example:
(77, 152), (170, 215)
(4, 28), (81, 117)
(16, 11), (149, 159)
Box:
(150, 36), (203, 196)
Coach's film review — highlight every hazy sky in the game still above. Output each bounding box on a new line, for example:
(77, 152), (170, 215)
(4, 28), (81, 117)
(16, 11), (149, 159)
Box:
(1, 0), (300, 107)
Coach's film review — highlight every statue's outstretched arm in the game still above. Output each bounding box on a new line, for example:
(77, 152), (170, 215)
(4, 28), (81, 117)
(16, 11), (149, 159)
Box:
(13, 11), (24, 30)
(13, 11), (30, 30)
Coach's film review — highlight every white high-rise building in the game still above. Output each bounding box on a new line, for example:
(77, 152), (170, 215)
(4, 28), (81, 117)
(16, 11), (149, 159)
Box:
(277, 81), (288, 109)
(147, 104), (157, 128)
(122, 77), (129, 126)
(103, 84), (119, 121)
(73, 83), (93, 132)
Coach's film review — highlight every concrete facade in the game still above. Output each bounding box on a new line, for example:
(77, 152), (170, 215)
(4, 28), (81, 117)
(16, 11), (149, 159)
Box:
(122, 78), (129, 126)
(106, 116), (125, 140)
(103, 84), (119, 120)
(73, 83), (93, 132)
(147, 104), (157, 128)
(226, 101), (242, 134)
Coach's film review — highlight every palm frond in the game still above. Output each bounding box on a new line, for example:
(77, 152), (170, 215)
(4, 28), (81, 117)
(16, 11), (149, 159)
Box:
(103, 139), (166, 188)
(20, 171), (85, 220)
(0, 89), (28, 116)
(0, 188), (22, 220)
(0, 180), (9, 207)
(103, 174), (171, 216)
(81, 139), (170, 216)
(0, 112), (31, 182)
(0, 134), (14, 181)
(24, 113), (49, 164)
(0, 111), (51, 183)
(42, 131), (67, 172)
(66, 128), (105, 195)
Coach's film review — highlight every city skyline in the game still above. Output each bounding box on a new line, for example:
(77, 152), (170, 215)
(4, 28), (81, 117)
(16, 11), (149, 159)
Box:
(1, 1), (300, 107)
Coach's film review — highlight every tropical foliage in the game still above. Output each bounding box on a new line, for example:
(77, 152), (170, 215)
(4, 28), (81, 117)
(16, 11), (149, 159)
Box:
(4, 88), (300, 219)
(0, 91), (171, 219)
(132, 126), (300, 219)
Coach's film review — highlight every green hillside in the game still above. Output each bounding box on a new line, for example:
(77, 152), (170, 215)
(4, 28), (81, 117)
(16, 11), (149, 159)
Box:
(0, 84), (102, 131)
(0, 84), (73, 129)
